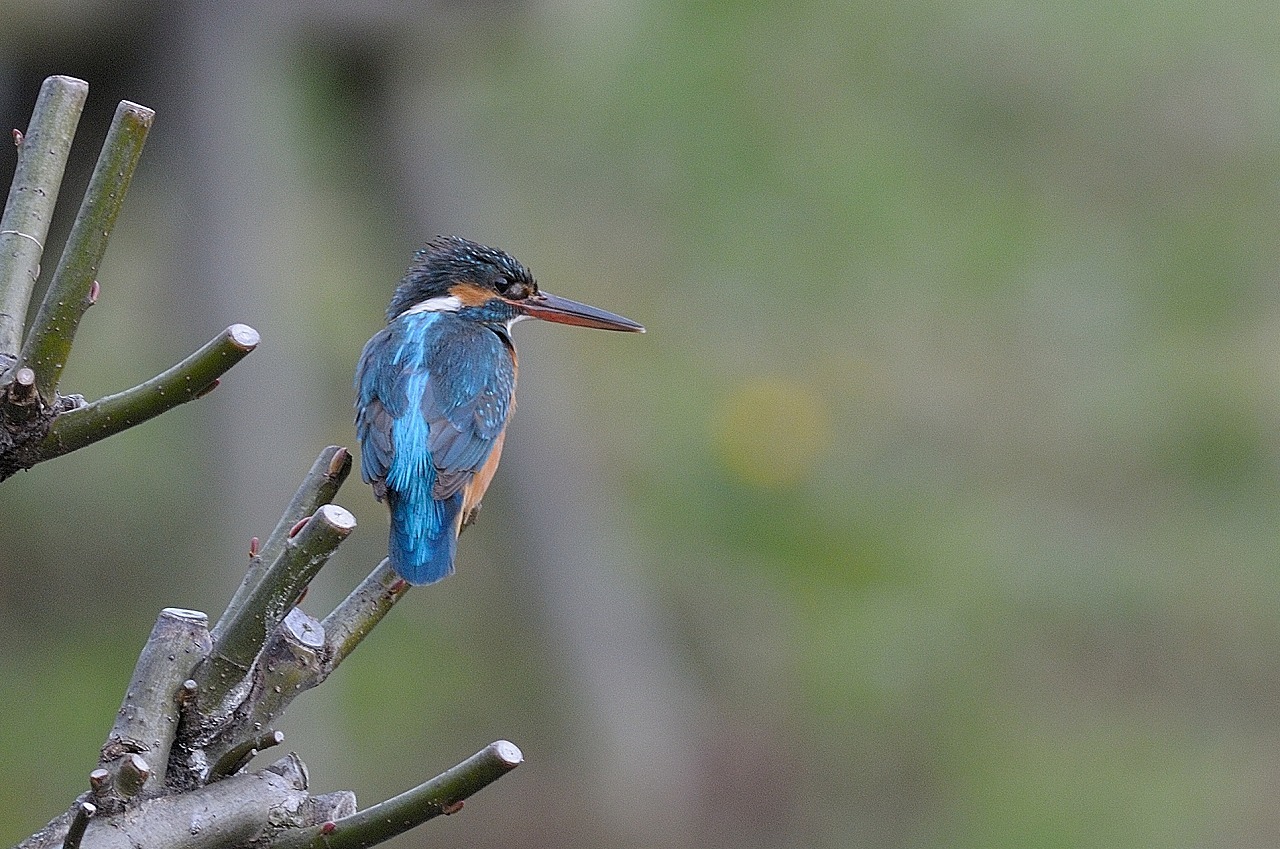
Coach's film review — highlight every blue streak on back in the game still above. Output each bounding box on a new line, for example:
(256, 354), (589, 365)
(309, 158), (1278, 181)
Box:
(356, 313), (460, 583)
(354, 310), (515, 585)
(384, 358), (462, 584)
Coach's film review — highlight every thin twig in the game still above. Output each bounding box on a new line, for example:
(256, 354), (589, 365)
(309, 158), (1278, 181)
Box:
(60, 801), (94, 849)
(208, 729), (285, 780)
(0, 75), (87, 362)
(196, 504), (356, 712)
(213, 446), (352, 644)
(268, 741), (524, 849)
(19, 100), (154, 403)
(30, 324), (258, 468)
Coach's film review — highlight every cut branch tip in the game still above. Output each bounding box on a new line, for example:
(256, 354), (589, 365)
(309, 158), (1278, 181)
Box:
(87, 768), (109, 794)
(8, 366), (38, 403)
(48, 75), (89, 93)
(226, 323), (259, 351)
(284, 606), (323, 647)
(316, 503), (356, 534)
(327, 446), (350, 477)
(160, 606), (207, 624)
(61, 800), (95, 849)
(493, 739), (524, 766)
(249, 536), (260, 558)
(115, 753), (150, 798)
(118, 100), (156, 126)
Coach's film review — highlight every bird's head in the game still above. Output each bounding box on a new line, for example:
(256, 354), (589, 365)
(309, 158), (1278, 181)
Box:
(387, 235), (645, 333)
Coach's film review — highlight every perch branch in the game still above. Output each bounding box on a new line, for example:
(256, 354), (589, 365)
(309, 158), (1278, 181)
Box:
(200, 564), (408, 774)
(212, 446), (351, 643)
(19, 100), (154, 403)
(268, 741), (524, 849)
(0, 75), (87, 363)
(23, 324), (258, 472)
(322, 558), (410, 668)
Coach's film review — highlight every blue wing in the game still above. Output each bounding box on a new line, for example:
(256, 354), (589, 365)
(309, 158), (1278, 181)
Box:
(355, 313), (515, 584)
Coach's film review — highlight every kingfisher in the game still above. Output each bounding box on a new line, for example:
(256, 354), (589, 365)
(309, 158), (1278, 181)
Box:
(355, 236), (644, 585)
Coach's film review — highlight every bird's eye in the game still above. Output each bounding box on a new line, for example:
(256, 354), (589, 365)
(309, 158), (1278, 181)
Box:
(502, 280), (531, 299)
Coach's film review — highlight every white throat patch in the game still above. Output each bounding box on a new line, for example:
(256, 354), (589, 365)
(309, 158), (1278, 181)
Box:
(401, 294), (463, 316)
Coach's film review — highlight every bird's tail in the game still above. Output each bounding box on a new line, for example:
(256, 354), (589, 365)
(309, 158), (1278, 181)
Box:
(386, 489), (462, 585)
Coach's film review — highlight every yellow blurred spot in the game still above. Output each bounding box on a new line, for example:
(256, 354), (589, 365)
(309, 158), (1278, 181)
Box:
(713, 377), (832, 488)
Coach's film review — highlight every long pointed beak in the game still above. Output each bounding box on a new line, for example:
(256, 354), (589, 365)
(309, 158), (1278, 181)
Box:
(516, 292), (646, 332)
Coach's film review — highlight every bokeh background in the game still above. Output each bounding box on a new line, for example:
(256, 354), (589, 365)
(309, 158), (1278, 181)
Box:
(3, 1), (1280, 847)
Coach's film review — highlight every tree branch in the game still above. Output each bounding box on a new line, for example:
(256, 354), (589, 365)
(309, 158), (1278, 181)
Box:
(59, 801), (94, 849)
(96, 608), (211, 808)
(0, 75), (87, 363)
(22, 323), (259, 472)
(6, 73), (525, 849)
(195, 503), (356, 715)
(212, 446), (352, 644)
(207, 729), (285, 781)
(19, 756), (318, 849)
(268, 741), (524, 849)
(0, 86), (255, 482)
(19, 100), (154, 403)
(197, 561), (409, 775)
(321, 558), (409, 669)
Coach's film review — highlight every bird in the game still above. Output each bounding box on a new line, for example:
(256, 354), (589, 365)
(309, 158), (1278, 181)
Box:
(355, 236), (645, 585)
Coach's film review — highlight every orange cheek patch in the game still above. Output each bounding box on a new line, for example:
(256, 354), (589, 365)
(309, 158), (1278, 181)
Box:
(449, 282), (495, 307)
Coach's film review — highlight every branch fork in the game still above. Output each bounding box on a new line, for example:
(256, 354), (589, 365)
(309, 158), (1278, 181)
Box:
(16, 446), (521, 849)
(0, 76), (257, 481)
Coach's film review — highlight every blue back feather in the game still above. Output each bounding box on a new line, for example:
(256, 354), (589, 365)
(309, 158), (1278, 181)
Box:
(355, 311), (515, 584)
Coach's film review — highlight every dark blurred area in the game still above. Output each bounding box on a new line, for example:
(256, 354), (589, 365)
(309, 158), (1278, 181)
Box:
(4, 2), (1280, 847)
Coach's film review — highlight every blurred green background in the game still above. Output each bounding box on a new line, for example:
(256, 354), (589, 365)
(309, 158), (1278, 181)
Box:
(3, 1), (1280, 847)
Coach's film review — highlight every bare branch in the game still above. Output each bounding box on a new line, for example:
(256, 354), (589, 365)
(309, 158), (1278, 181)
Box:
(60, 801), (94, 849)
(25, 324), (259, 471)
(268, 741), (524, 849)
(0, 76), (87, 362)
(18, 756), (317, 849)
(6, 74), (526, 849)
(212, 446), (352, 643)
(19, 100), (154, 403)
(199, 566), (408, 777)
(195, 504), (356, 714)
(321, 558), (409, 669)
(99, 608), (211, 802)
